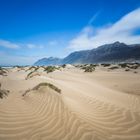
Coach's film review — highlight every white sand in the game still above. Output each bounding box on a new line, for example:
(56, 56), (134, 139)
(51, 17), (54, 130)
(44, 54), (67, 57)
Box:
(0, 66), (140, 140)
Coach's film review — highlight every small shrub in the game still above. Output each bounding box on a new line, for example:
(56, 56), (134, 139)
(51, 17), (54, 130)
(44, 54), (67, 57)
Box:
(26, 71), (34, 80)
(79, 65), (84, 68)
(101, 63), (111, 67)
(32, 82), (61, 93)
(134, 71), (138, 74)
(0, 89), (9, 99)
(128, 65), (139, 69)
(90, 64), (98, 67)
(83, 65), (95, 72)
(119, 63), (139, 69)
(23, 82), (61, 96)
(109, 66), (119, 70)
(74, 65), (79, 68)
(125, 69), (130, 71)
(26, 70), (41, 80)
(0, 67), (7, 76)
(62, 64), (66, 68)
(22, 89), (31, 96)
(44, 66), (57, 73)
(119, 63), (127, 68)
(34, 67), (39, 71)
(26, 66), (36, 72)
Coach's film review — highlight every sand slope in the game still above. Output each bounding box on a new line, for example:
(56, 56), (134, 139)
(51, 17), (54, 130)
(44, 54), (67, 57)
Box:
(0, 68), (140, 140)
(0, 87), (94, 140)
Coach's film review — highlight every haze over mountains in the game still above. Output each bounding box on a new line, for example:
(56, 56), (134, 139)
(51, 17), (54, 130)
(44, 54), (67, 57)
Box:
(34, 42), (140, 65)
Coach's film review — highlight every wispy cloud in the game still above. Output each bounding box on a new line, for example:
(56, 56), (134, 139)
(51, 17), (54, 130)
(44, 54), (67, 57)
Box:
(26, 44), (44, 49)
(88, 11), (101, 25)
(0, 39), (20, 49)
(0, 39), (45, 50)
(68, 8), (140, 51)
(26, 44), (36, 49)
(48, 40), (58, 46)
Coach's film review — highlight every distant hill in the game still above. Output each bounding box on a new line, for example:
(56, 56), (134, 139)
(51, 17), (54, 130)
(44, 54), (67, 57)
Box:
(34, 42), (140, 65)
(34, 57), (62, 66)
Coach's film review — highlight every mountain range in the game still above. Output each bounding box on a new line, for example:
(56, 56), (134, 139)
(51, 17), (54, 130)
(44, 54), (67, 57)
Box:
(34, 42), (140, 65)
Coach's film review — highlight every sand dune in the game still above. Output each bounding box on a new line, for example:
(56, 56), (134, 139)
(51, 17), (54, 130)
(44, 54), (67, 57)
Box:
(0, 66), (140, 140)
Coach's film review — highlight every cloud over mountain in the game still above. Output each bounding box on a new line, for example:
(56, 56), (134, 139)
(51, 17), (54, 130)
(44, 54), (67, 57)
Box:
(68, 8), (140, 51)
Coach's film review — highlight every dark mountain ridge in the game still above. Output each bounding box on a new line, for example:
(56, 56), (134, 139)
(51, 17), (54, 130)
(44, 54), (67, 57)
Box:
(34, 42), (140, 65)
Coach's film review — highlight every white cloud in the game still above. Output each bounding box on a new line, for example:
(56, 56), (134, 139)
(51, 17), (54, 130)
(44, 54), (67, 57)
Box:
(0, 39), (20, 49)
(0, 39), (45, 50)
(26, 44), (36, 49)
(68, 8), (140, 51)
(20, 43), (44, 49)
(26, 44), (45, 49)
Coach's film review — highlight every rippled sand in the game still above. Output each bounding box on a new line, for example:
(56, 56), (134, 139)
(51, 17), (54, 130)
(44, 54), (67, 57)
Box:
(0, 66), (140, 140)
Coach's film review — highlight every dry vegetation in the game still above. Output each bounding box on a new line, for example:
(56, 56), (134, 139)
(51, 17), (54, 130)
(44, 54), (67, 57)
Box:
(25, 71), (41, 80)
(109, 66), (119, 70)
(25, 66), (38, 72)
(25, 66), (42, 80)
(80, 64), (96, 72)
(0, 64), (140, 139)
(25, 63), (140, 79)
(0, 83), (9, 99)
(32, 82), (61, 93)
(0, 67), (8, 76)
(101, 63), (111, 67)
(119, 63), (140, 69)
(22, 82), (61, 96)
(61, 64), (66, 68)
(0, 89), (9, 99)
(25, 66), (60, 80)
(74, 63), (140, 72)
(44, 66), (59, 73)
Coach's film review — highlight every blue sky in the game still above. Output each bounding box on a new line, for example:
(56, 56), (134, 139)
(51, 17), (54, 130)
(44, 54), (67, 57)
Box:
(0, 0), (140, 65)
